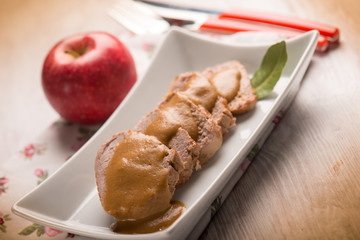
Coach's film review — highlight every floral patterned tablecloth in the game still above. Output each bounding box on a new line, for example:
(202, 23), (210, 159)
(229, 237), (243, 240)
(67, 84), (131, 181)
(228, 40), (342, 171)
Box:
(0, 31), (285, 240)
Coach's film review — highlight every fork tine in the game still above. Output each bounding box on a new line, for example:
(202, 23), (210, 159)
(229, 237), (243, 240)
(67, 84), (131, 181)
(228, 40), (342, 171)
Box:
(108, 0), (170, 35)
(108, 8), (147, 35)
(117, 2), (167, 33)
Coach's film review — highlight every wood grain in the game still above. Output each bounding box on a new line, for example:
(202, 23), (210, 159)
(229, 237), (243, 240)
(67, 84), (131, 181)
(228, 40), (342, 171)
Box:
(1, 0), (359, 239)
(199, 0), (360, 239)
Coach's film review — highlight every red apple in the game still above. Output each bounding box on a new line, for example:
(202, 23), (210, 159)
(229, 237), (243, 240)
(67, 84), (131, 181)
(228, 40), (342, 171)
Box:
(42, 31), (137, 124)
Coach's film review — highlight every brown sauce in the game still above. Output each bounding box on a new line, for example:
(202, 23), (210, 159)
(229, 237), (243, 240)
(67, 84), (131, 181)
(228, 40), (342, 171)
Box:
(209, 68), (241, 102)
(112, 201), (185, 234)
(144, 93), (199, 144)
(143, 109), (182, 144)
(183, 73), (218, 111)
(103, 132), (172, 220)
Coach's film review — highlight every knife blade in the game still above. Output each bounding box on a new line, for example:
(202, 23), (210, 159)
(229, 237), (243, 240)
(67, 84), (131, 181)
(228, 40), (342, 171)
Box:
(136, 0), (339, 52)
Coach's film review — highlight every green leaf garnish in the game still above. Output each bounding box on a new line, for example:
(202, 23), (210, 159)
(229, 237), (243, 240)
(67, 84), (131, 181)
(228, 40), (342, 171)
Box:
(251, 41), (288, 100)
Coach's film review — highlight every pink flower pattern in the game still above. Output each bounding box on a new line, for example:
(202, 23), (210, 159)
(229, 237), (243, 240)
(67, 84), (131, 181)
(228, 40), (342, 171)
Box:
(142, 42), (155, 57)
(44, 226), (62, 237)
(19, 223), (62, 237)
(20, 143), (46, 160)
(34, 169), (45, 177)
(34, 169), (48, 185)
(272, 109), (286, 124)
(0, 177), (9, 195)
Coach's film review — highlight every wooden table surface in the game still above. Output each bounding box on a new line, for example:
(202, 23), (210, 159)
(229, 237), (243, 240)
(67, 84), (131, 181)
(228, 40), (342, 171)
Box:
(1, 0), (360, 239)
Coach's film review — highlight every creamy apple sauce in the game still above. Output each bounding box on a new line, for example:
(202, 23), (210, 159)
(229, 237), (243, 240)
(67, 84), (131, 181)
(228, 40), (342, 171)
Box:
(102, 132), (184, 233)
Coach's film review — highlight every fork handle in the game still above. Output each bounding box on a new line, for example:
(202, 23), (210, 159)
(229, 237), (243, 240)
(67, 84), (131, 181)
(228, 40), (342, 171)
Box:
(199, 17), (328, 52)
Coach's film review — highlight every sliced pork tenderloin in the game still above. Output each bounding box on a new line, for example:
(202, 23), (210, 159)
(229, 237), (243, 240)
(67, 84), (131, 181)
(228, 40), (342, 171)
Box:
(202, 60), (257, 115)
(166, 72), (236, 135)
(211, 96), (236, 135)
(167, 72), (218, 111)
(168, 127), (201, 185)
(138, 92), (222, 166)
(135, 109), (200, 186)
(95, 130), (182, 220)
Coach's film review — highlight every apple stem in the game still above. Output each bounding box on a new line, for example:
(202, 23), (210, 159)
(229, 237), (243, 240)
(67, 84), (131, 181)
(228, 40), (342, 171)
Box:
(65, 46), (89, 59)
(65, 49), (82, 58)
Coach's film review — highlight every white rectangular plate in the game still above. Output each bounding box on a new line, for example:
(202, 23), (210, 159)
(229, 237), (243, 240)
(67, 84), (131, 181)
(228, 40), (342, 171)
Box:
(12, 27), (318, 240)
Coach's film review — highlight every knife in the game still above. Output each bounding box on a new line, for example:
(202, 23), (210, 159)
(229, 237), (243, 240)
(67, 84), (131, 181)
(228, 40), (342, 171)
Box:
(136, 0), (339, 52)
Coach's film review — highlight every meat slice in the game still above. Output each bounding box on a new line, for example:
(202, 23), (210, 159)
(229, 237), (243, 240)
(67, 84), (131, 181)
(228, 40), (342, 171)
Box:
(211, 97), (236, 135)
(168, 128), (200, 185)
(167, 72), (218, 111)
(202, 61), (257, 114)
(167, 72), (236, 135)
(137, 92), (223, 166)
(135, 109), (200, 186)
(95, 130), (182, 220)
(188, 97), (223, 164)
(158, 92), (223, 164)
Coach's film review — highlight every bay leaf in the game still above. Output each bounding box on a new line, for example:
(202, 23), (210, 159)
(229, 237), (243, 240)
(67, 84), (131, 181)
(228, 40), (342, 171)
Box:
(251, 41), (287, 99)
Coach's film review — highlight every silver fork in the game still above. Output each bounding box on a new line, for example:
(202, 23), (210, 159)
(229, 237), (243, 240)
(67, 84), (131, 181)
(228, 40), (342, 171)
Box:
(108, 0), (170, 35)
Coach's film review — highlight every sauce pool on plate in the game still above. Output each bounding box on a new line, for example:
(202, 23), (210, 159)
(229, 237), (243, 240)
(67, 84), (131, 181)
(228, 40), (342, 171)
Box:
(111, 201), (185, 234)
